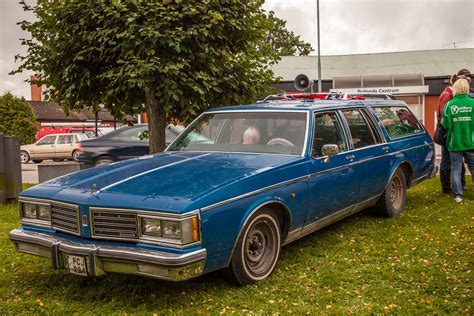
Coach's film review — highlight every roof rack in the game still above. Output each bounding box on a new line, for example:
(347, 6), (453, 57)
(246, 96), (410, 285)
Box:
(257, 92), (396, 103)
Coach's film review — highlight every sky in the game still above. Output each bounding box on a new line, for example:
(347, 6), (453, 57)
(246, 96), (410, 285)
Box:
(1, 0), (473, 99)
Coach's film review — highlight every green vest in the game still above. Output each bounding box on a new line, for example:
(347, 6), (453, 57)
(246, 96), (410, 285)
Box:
(442, 94), (474, 152)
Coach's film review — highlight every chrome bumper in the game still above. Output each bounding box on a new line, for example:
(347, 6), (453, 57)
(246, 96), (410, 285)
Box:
(9, 228), (206, 281)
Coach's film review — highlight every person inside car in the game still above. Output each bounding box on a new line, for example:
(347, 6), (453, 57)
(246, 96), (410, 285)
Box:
(242, 126), (261, 145)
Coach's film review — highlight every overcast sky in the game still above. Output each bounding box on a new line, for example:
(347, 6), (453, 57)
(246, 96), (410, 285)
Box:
(1, 0), (473, 99)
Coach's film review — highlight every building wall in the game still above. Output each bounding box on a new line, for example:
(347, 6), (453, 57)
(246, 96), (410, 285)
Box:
(425, 95), (440, 139)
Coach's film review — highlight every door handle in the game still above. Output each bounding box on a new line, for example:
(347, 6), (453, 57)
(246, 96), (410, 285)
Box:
(345, 155), (355, 161)
(381, 146), (390, 153)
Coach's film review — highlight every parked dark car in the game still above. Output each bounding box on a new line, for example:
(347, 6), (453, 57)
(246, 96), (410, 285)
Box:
(77, 124), (184, 166)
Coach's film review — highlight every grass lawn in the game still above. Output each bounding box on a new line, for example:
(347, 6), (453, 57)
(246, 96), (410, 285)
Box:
(1, 178), (472, 314)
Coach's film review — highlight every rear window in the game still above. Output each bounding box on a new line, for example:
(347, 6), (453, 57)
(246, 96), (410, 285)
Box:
(373, 106), (423, 138)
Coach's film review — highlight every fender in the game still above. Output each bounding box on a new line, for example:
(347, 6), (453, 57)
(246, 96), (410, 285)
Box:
(225, 196), (292, 267)
(385, 159), (413, 190)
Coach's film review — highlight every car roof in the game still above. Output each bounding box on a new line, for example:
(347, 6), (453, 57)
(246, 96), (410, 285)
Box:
(205, 99), (409, 113)
(40, 133), (89, 137)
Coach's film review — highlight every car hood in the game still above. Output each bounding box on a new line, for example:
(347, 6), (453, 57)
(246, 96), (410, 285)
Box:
(21, 143), (36, 150)
(22, 151), (303, 212)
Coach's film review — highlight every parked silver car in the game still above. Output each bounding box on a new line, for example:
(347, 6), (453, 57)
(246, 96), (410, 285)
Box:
(20, 133), (89, 163)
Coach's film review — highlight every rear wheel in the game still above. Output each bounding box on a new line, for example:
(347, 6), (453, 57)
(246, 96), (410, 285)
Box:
(72, 150), (80, 162)
(20, 151), (30, 163)
(32, 159), (43, 164)
(373, 168), (407, 217)
(94, 156), (116, 166)
(227, 209), (281, 286)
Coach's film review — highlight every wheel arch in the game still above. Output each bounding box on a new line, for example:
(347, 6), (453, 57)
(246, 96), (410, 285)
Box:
(226, 198), (292, 267)
(93, 154), (117, 164)
(397, 161), (413, 187)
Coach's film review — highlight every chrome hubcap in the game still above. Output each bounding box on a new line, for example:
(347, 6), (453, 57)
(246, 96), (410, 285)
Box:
(20, 153), (28, 163)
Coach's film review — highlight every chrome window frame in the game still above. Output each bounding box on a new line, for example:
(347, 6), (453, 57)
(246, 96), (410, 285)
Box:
(310, 110), (350, 158)
(370, 105), (427, 140)
(165, 110), (311, 158)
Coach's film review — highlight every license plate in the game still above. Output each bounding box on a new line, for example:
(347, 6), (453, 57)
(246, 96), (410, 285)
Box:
(67, 255), (87, 276)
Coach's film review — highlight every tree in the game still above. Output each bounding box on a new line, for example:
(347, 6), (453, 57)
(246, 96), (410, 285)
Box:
(14, 1), (285, 153)
(0, 92), (37, 145)
(263, 11), (313, 56)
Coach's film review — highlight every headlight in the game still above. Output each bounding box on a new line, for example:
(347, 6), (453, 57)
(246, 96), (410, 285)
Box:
(162, 221), (181, 239)
(22, 203), (37, 218)
(142, 218), (161, 236)
(37, 204), (51, 220)
(140, 215), (200, 245)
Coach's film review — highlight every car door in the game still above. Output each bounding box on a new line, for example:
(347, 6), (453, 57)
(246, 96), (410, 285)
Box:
(340, 108), (391, 203)
(55, 134), (75, 158)
(31, 135), (57, 159)
(107, 126), (149, 160)
(304, 111), (360, 224)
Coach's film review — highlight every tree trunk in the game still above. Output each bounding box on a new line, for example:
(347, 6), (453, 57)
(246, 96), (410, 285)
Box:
(145, 86), (166, 154)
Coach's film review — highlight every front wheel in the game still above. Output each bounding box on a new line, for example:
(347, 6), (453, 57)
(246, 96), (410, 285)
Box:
(227, 209), (281, 286)
(373, 168), (407, 217)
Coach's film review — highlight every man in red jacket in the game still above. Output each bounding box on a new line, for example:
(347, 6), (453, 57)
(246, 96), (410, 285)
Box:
(437, 68), (471, 193)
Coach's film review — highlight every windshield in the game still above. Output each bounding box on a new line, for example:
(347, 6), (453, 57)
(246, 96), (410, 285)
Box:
(168, 111), (308, 155)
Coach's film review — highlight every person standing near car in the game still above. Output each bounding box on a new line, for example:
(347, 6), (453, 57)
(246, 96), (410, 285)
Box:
(442, 77), (474, 202)
(437, 68), (471, 193)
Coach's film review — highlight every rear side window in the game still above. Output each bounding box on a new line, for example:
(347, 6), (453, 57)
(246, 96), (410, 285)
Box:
(373, 106), (423, 138)
(109, 127), (148, 141)
(341, 109), (378, 149)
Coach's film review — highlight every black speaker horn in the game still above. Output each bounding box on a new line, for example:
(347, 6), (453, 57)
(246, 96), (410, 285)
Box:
(294, 74), (313, 92)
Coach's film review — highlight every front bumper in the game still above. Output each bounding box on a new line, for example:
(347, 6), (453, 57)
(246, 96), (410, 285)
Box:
(9, 228), (206, 281)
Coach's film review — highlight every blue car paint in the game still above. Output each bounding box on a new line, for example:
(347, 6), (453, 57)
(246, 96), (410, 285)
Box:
(15, 99), (436, 277)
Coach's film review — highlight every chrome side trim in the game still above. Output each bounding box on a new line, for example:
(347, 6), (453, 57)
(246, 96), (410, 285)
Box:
(200, 175), (309, 212)
(96, 153), (212, 194)
(283, 195), (380, 246)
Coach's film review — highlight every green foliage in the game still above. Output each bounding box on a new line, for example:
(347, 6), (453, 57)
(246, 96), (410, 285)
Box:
(13, 1), (299, 152)
(263, 11), (314, 56)
(0, 92), (37, 145)
(0, 179), (472, 314)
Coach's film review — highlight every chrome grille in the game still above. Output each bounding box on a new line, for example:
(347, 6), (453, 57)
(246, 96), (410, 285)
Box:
(51, 204), (79, 235)
(92, 210), (138, 239)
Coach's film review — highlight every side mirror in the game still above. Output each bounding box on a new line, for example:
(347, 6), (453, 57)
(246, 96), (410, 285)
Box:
(321, 144), (339, 162)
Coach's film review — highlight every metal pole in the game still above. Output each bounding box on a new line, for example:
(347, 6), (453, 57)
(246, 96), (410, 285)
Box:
(317, 0), (322, 92)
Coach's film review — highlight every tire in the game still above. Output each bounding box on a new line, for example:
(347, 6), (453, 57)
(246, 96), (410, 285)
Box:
(373, 168), (407, 217)
(32, 159), (43, 164)
(72, 150), (80, 162)
(20, 151), (30, 164)
(94, 156), (116, 166)
(227, 209), (281, 286)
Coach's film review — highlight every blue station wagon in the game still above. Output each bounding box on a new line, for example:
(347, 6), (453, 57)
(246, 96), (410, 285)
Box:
(9, 97), (438, 285)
